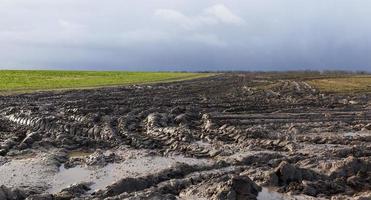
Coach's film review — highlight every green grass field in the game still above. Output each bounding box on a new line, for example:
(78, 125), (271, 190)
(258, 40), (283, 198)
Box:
(0, 70), (212, 94)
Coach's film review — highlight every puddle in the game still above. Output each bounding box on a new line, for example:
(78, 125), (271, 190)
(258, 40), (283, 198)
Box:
(0, 155), (58, 190)
(257, 188), (285, 200)
(49, 164), (92, 193)
(257, 188), (325, 200)
(344, 131), (369, 137)
(10, 152), (37, 160)
(1, 150), (211, 195)
(68, 150), (93, 159)
(48, 155), (211, 193)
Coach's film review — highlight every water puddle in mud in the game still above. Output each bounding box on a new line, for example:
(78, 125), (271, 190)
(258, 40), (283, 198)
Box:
(344, 131), (369, 137)
(48, 155), (211, 193)
(50, 164), (92, 193)
(67, 150), (94, 159)
(0, 155), (58, 190)
(257, 188), (323, 200)
(9, 152), (37, 160)
(257, 188), (285, 200)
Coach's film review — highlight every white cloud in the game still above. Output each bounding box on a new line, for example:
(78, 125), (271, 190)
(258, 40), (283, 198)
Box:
(154, 9), (189, 25)
(154, 4), (244, 30)
(205, 4), (244, 25)
(154, 9), (217, 30)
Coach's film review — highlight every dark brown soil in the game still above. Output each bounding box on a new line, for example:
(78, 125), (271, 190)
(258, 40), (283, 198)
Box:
(0, 73), (370, 200)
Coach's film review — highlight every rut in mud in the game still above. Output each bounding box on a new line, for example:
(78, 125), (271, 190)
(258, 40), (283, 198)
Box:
(0, 73), (370, 200)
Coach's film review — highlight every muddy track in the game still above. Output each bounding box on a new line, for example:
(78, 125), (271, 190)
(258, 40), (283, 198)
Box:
(0, 73), (370, 200)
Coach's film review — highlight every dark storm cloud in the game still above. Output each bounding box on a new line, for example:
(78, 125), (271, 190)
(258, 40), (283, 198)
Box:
(0, 0), (370, 71)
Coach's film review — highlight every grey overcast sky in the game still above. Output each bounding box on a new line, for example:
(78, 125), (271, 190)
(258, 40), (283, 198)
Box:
(1, 0), (371, 71)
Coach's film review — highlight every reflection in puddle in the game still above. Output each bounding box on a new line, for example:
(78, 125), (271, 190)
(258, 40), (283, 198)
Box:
(257, 188), (285, 200)
(48, 164), (92, 193)
(344, 131), (369, 137)
(48, 155), (210, 194)
(67, 151), (93, 159)
(10, 152), (37, 160)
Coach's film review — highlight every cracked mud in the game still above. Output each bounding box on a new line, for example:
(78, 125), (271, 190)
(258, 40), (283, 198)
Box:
(0, 73), (370, 200)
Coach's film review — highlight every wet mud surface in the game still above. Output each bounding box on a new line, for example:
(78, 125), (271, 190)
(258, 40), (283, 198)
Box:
(0, 73), (370, 199)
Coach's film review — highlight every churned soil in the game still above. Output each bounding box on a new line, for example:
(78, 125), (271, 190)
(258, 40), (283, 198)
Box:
(0, 73), (370, 200)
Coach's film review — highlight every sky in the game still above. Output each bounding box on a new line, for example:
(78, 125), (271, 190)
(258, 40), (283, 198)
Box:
(1, 0), (371, 71)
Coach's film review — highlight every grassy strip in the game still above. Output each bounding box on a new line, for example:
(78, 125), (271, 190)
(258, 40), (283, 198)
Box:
(0, 70), (213, 95)
(306, 75), (371, 93)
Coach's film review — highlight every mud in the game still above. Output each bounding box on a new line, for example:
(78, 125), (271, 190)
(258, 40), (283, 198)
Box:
(0, 73), (370, 199)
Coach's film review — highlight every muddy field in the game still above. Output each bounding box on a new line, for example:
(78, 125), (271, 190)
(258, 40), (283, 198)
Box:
(0, 73), (370, 200)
